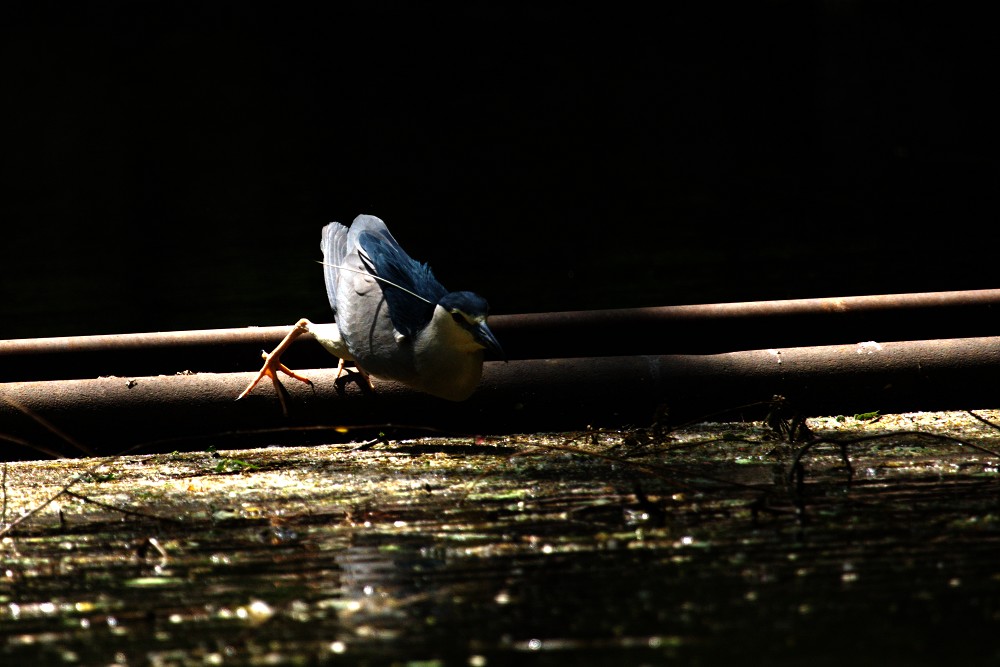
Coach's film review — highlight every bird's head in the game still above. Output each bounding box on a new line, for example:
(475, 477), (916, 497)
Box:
(437, 291), (505, 361)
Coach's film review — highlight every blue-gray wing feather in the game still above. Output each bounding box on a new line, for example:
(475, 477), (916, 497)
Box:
(357, 229), (446, 338)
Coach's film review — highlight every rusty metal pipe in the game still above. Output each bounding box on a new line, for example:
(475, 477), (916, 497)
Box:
(494, 287), (1000, 358)
(3, 336), (999, 459)
(2, 288), (999, 383)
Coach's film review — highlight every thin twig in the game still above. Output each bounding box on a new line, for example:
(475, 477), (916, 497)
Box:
(0, 393), (95, 456)
(62, 490), (182, 524)
(0, 458), (119, 537)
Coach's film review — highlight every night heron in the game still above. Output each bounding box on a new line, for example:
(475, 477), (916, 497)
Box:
(238, 214), (504, 414)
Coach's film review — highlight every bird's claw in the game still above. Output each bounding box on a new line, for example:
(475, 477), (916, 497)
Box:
(237, 350), (313, 395)
(237, 321), (314, 416)
(263, 350), (314, 386)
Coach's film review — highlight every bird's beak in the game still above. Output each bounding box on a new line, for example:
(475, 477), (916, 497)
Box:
(475, 322), (506, 362)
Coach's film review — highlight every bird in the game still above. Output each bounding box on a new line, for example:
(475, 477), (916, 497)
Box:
(237, 214), (504, 414)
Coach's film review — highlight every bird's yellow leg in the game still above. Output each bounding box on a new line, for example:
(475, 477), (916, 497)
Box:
(237, 319), (314, 407)
(331, 351), (374, 390)
(356, 365), (374, 390)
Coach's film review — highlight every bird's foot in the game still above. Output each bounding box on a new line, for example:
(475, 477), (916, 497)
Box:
(237, 319), (313, 416)
(334, 357), (375, 391)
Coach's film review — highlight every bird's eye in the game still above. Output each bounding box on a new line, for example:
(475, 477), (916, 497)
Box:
(450, 312), (466, 325)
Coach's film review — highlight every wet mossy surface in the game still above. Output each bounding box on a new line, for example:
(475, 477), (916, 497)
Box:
(3, 411), (1000, 665)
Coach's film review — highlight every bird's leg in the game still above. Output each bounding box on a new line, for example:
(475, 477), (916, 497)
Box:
(356, 364), (374, 391)
(334, 356), (375, 391)
(237, 318), (316, 415)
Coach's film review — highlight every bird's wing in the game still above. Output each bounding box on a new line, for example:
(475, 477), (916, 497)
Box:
(354, 222), (446, 338)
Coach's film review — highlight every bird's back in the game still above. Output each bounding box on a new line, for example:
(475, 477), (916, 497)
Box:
(320, 215), (422, 383)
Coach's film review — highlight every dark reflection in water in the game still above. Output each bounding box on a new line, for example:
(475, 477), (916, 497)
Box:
(2, 423), (1000, 665)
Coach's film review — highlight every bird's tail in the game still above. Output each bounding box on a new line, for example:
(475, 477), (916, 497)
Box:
(321, 222), (350, 315)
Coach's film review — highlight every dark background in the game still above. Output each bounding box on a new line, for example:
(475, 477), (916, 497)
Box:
(2, 2), (995, 340)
